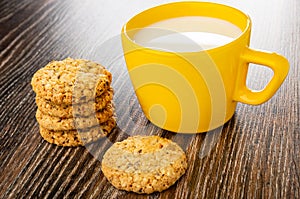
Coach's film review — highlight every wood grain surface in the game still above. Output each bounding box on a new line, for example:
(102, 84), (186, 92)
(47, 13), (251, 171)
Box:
(0, 0), (299, 198)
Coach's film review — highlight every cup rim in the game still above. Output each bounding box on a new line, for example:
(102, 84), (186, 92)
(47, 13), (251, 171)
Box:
(122, 1), (251, 54)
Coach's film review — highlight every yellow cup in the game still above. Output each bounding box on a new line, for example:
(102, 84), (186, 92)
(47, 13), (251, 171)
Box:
(121, 2), (289, 133)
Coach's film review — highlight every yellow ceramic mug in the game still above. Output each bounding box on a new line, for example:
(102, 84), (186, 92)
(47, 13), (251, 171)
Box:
(121, 2), (289, 133)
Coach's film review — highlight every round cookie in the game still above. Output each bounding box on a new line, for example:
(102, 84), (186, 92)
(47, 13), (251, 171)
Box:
(36, 102), (115, 131)
(39, 117), (116, 146)
(35, 87), (114, 118)
(31, 58), (112, 105)
(101, 135), (187, 194)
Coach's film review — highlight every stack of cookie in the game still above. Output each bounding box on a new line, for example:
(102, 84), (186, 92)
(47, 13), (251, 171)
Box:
(31, 58), (116, 147)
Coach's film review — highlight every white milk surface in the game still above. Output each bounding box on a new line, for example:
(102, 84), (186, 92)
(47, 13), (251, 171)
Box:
(133, 16), (242, 52)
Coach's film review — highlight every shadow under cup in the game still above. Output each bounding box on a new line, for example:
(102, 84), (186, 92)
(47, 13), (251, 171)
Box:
(121, 2), (289, 133)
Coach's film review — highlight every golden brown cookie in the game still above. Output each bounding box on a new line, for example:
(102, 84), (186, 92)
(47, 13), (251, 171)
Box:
(36, 102), (115, 131)
(39, 117), (116, 147)
(101, 135), (187, 194)
(35, 88), (114, 118)
(31, 58), (112, 105)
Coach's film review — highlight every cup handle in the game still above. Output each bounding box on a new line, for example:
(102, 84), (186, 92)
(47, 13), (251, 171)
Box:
(234, 47), (289, 105)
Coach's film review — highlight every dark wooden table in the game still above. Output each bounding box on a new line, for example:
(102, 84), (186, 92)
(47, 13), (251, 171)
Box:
(0, 0), (299, 198)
